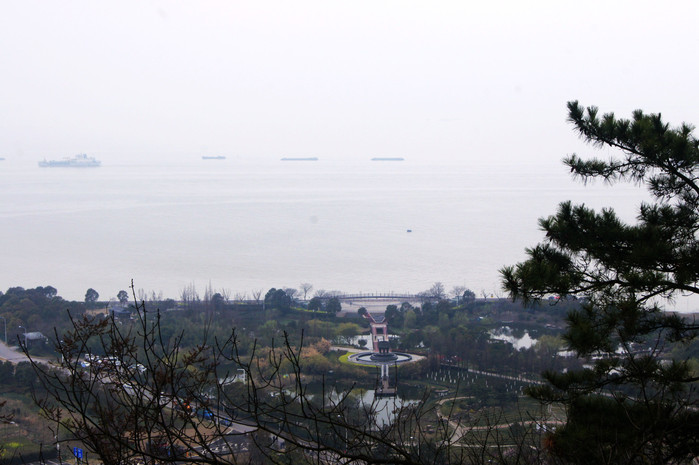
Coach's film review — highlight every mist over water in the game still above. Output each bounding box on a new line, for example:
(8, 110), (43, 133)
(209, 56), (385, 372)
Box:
(0, 157), (645, 302)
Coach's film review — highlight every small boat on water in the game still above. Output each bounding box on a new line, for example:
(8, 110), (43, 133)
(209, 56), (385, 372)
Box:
(38, 153), (101, 167)
(281, 157), (318, 161)
(202, 156), (226, 160)
(371, 157), (405, 161)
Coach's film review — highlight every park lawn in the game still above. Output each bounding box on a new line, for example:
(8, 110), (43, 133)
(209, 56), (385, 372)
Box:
(337, 352), (369, 367)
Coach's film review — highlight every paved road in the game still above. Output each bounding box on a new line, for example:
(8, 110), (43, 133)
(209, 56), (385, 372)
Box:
(0, 341), (30, 363)
(0, 340), (54, 365)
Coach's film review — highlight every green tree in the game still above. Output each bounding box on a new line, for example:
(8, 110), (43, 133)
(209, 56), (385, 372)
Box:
(335, 322), (361, 338)
(42, 285), (58, 299)
(461, 288), (476, 304)
(501, 101), (699, 464)
(384, 304), (398, 321)
(117, 290), (129, 305)
(535, 334), (563, 359)
(308, 296), (323, 312)
(85, 288), (99, 305)
(326, 297), (341, 314)
(304, 319), (334, 337)
(258, 319), (279, 340)
(403, 309), (417, 329)
(264, 287), (291, 312)
(211, 292), (225, 311)
(301, 354), (333, 374)
(437, 313), (450, 331)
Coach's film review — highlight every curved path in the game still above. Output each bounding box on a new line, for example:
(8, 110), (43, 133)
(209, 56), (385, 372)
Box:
(436, 395), (563, 443)
(0, 341), (54, 365)
(0, 341), (30, 363)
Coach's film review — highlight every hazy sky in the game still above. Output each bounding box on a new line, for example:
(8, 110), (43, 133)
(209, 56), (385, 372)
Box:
(1, 1), (698, 164)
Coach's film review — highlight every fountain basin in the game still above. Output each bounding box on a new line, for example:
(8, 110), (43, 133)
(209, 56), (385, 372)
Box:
(349, 351), (414, 366)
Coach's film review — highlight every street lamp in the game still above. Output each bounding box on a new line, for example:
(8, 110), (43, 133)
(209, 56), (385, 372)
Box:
(18, 325), (27, 348)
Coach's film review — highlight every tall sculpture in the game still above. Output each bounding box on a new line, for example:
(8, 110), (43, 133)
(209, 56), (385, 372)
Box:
(349, 313), (413, 397)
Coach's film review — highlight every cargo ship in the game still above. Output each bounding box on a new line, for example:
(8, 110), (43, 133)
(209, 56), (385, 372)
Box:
(38, 153), (101, 167)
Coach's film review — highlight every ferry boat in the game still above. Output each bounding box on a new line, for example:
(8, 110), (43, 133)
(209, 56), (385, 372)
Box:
(281, 157), (318, 161)
(38, 153), (101, 167)
(371, 157), (404, 161)
(202, 156), (226, 160)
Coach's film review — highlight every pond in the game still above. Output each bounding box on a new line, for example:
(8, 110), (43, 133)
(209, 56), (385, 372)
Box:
(338, 328), (539, 352)
(360, 389), (418, 429)
(489, 326), (538, 350)
(326, 387), (418, 429)
(335, 334), (399, 348)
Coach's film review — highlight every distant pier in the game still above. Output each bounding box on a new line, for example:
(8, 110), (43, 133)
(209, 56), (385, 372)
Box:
(317, 292), (421, 302)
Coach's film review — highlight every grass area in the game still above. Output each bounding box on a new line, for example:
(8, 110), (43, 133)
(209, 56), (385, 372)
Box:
(0, 392), (61, 462)
(337, 351), (371, 368)
(439, 396), (476, 417)
(337, 352), (353, 365)
(439, 396), (563, 429)
(0, 419), (57, 463)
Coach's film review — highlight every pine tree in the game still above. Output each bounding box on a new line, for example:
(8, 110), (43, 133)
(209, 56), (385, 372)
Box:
(501, 101), (699, 464)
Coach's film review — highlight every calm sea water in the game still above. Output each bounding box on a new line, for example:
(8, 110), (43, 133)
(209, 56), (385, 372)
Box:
(0, 157), (645, 303)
